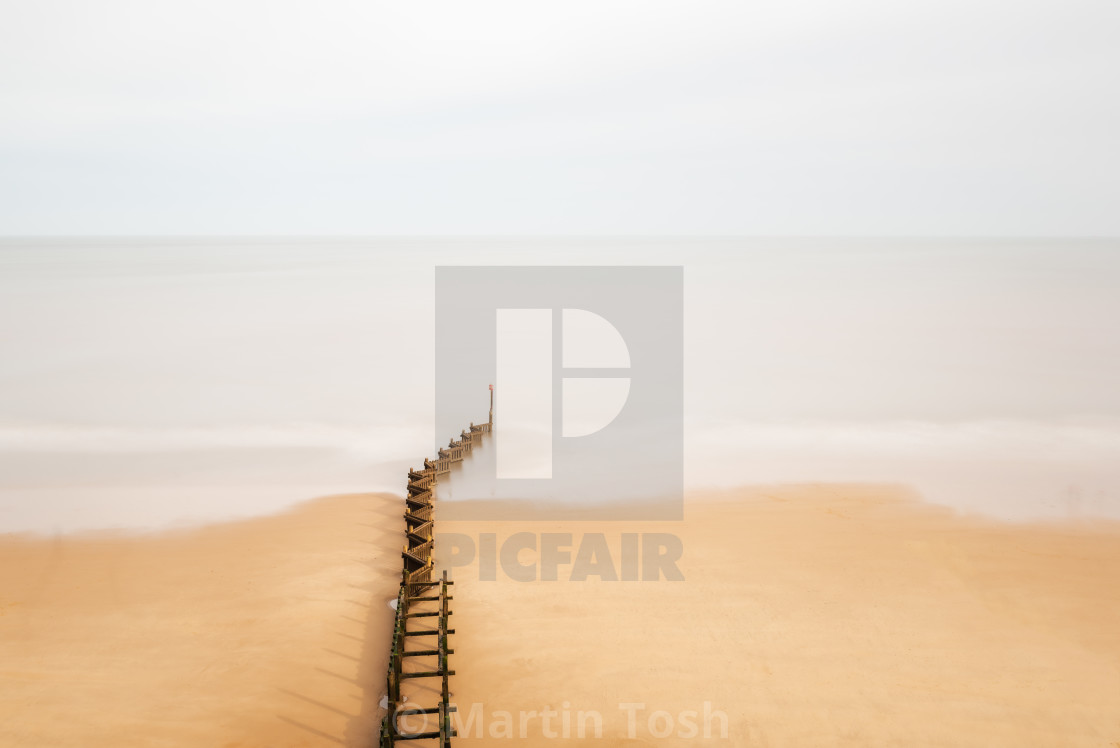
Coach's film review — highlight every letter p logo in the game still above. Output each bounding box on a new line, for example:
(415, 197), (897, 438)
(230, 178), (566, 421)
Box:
(436, 266), (682, 521)
(496, 308), (631, 479)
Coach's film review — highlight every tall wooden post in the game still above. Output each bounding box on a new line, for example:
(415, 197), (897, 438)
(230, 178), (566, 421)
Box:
(440, 569), (452, 748)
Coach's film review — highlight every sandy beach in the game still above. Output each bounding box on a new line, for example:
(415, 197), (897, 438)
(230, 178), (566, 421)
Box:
(445, 485), (1120, 746)
(0, 492), (404, 748)
(4, 0), (1120, 740)
(2, 486), (1119, 747)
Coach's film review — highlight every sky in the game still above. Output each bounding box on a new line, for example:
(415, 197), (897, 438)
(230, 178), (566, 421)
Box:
(1, 0), (1118, 235)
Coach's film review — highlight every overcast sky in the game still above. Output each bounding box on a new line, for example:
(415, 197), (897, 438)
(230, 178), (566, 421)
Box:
(1, 1), (1117, 235)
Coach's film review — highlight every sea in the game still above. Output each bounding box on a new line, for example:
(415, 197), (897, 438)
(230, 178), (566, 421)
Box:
(1, 237), (1118, 533)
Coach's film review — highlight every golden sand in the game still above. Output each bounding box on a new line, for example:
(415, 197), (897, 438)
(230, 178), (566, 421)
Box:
(0, 493), (402, 748)
(445, 486), (1120, 746)
(2, 486), (1119, 747)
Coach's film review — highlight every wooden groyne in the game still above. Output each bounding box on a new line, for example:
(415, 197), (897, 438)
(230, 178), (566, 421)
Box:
(379, 388), (493, 746)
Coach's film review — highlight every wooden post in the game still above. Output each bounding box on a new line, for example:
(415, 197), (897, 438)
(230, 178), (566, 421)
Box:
(440, 569), (452, 748)
(389, 574), (406, 712)
(439, 701), (451, 748)
(440, 569), (450, 704)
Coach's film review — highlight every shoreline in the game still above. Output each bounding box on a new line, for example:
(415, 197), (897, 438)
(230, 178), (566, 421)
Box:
(6, 481), (1119, 542)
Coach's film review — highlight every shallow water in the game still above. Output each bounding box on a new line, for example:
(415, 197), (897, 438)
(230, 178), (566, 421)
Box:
(2, 237), (1118, 532)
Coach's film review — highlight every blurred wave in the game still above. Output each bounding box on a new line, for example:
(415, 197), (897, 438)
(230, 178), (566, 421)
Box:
(688, 418), (1120, 521)
(0, 421), (429, 456)
(2, 237), (1119, 531)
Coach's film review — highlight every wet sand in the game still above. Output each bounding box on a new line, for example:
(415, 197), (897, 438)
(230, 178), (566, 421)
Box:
(2, 486), (1119, 747)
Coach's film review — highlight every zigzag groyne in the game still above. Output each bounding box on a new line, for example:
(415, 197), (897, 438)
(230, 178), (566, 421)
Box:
(379, 390), (493, 746)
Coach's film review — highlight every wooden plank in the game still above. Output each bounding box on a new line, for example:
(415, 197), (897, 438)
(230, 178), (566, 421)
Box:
(400, 670), (455, 679)
(405, 610), (452, 618)
(395, 706), (458, 716)
(393, 730), (457, 741)
(403, 628), (455, 636)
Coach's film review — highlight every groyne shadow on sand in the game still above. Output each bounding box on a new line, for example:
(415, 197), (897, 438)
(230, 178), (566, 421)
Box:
(344, 494), (407, 747)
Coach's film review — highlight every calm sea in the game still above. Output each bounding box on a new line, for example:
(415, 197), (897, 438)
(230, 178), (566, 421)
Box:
(1, 237), (1118, 532)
